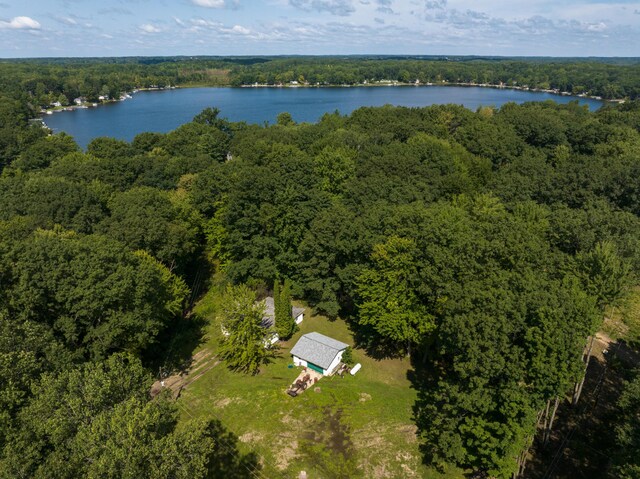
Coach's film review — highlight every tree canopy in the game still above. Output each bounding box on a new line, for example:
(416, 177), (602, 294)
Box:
(1, 64), (640, 477)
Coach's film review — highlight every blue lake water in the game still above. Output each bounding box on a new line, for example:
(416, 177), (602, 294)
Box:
(43, 86), (604, 149)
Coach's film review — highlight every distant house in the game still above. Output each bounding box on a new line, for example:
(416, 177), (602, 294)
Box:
(290, 332), (348, 376)
(73, 97), (85, 105)
(51, 101), (62, 107)
(260, 297), (304, 344)
(221, 296), (304, 345)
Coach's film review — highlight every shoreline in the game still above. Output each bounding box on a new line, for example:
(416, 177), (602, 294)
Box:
(39, 82), (618, 129)
(236, 81), (619, 103)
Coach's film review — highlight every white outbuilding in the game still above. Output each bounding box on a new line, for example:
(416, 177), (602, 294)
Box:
(290, 332), (349, 376)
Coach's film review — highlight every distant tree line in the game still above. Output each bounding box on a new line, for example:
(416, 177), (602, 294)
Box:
(228, 57), (640, 99)
(0, 56), (639, 118)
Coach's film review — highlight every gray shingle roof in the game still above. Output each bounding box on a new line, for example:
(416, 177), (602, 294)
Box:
(261, 297), (276, 329)
(259, 297), (304, 329)
(290, 332), (349, 370)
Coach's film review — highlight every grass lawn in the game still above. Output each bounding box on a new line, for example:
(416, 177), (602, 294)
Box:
(603, 286), (640, 349)
(177, 289), (462, 479)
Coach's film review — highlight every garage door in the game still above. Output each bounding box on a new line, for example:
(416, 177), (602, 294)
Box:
(307, 362), (323, 374)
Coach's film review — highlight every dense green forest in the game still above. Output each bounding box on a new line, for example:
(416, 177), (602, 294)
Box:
(1, 56), (640, 112)
(1, 56), (640, 477)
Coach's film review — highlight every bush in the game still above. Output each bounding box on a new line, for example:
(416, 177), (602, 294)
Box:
(342, 346), (354, 366)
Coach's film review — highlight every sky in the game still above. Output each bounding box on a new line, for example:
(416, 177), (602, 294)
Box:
(0, 0), (639, 58)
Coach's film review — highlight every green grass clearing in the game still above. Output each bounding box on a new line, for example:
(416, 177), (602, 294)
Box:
(177, 289), (462, 479)
(603, 286), (640, 348)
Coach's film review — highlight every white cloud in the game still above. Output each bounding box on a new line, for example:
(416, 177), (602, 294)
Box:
(140, 23), (161, 33)
(191, 18), (222, 27)
(230, 24), (250, 34)
(52, 15), (78, 26)
(586, 22), (607, 32)
(0, 16), (41, 30)
(289, 0), (356, 16)
(191, 0), (226, 7)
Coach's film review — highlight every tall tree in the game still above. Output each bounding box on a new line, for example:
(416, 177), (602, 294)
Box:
(274, 279), (295, 340)
(356, 236), (435, 356)
(1, 229), (188, 359)
(609, 373), (640, 479)
(573, 240), (633, 311)
(218, 285), (275, 374)
(571, 240), (633, 404)
(0, 354), (259, 479)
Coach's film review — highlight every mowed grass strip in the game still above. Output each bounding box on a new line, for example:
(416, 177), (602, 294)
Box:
(178, 289), (461, 479)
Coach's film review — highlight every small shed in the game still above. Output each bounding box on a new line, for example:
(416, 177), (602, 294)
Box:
(290, 332), (349, 376)
(223, 297), (305, 346)
(261, 297), (305, 341)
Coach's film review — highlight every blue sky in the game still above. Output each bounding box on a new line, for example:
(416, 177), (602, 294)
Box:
(0, 0), (638, 57)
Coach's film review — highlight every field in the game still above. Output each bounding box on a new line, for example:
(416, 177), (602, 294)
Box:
(175, 288), (462, 479)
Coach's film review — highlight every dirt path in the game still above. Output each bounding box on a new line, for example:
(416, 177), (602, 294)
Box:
(151, 350), (220, 398)
(594, 331), (640, 367)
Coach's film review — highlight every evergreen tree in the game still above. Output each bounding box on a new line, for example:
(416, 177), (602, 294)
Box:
(274, 280), (295, 340)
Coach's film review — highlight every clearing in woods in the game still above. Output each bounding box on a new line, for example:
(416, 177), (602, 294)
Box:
(172, 287), (463, 479)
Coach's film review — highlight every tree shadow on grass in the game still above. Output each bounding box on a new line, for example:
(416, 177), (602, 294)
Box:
(145, 313), (209, 376)
(348, 321), (406, 360)
(299, 405), (357, 479)
(221, 345), (283, 375)
(205, 419), (263, 479)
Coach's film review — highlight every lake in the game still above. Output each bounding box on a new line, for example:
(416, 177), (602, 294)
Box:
(43, 86), (604, 149)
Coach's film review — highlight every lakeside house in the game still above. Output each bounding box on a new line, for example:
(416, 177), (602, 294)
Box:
(290, 332), (349, 376)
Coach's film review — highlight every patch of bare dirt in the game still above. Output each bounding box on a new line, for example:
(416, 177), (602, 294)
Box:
(352, 423), (421, 479)
(397, 424), (418, 444)
(595, 331), (640, 367)
(281, 413), (305, 428)
(371, 462), (392, 478)
(274, 439), (298, 471)
(214, 397), (232, 408)
(359, 392), (372, 402)
(239, 431), (264, 444)
(150, 351), (220, 398)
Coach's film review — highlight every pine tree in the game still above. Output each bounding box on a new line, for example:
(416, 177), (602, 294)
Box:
(274, 280), (294, 340)
(281, 280), (294, 338)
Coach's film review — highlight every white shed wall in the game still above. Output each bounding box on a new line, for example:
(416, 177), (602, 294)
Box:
(323, 351), (344, 376)
(293, 356), (307, 367)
